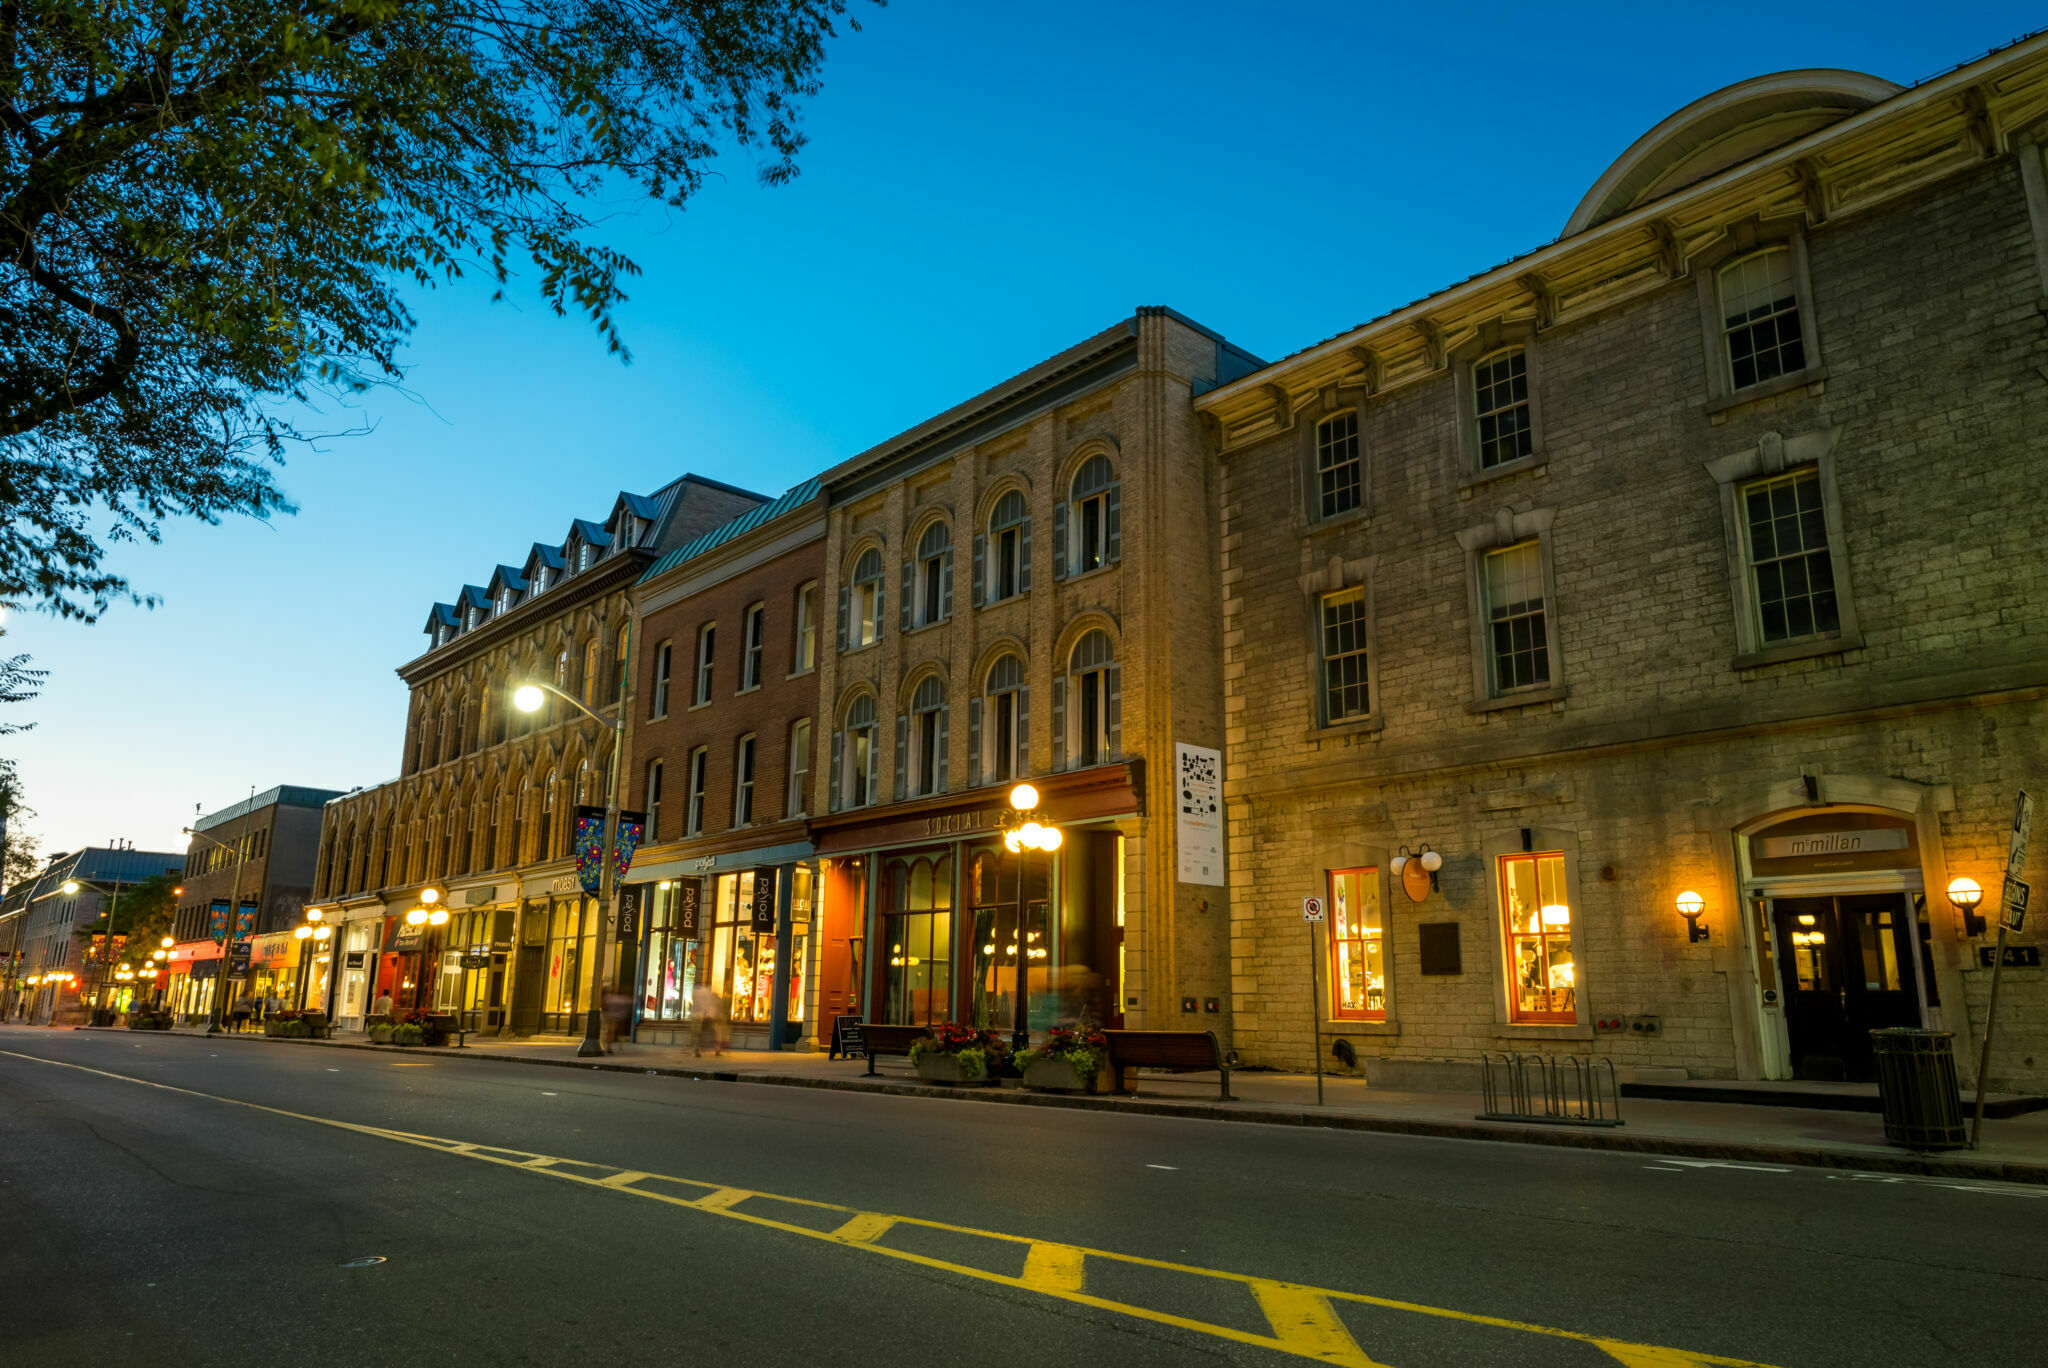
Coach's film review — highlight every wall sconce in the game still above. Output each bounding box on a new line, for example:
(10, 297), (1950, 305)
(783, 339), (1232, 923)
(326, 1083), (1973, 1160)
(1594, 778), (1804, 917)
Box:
(1675, 890), (1708, 943)
(1390, 844), (1442, 901)
(1947, 876), (1985, 937)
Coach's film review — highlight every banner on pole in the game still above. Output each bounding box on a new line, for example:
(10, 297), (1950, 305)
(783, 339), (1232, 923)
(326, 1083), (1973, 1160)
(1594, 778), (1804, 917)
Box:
(613, 810), (646, 885)
(572, 805), (607, 896)
(208, 900), (230, 945)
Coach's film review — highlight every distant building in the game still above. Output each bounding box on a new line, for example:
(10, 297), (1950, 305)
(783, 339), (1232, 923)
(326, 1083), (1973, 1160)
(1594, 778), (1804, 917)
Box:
(8, 847), (184, 1025)
(165, 785), (344, 1022)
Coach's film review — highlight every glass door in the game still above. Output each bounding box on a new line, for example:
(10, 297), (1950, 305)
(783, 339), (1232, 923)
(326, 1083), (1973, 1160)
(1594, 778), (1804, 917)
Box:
(1772, 893), (1918, 1081)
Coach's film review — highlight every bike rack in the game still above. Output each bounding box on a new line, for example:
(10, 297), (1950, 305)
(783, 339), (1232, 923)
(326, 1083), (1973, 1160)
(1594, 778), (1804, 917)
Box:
(1479, 1053), (1624, 1127)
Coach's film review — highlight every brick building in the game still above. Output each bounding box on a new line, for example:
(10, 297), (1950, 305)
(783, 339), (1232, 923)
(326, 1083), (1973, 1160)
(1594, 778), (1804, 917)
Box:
(166, 785), (342, 1020)
(307, 475), (766, 1035)
(8, 846), (184, 1025)
(806, 309), (1262, 1039)
(1198, 46), (2048, 1090)
(620, 480), (828, 1049)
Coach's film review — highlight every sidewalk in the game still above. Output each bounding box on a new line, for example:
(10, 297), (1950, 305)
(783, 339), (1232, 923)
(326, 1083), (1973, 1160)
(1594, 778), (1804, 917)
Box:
(131, 1023), (2048, 1184)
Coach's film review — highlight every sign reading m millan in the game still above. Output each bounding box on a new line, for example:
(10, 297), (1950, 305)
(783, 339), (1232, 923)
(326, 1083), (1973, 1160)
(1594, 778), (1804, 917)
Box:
(1755, 828), (1909, 860)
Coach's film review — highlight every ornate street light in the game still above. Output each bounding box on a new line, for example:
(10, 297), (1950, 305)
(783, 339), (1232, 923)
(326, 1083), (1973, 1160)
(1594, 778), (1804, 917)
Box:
(999, 783), (1062, 1058)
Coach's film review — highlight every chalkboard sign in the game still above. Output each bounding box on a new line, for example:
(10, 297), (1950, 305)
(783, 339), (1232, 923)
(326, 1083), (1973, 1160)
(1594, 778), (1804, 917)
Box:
(677, 879), (702, 937)
(751, 866), (778, 932)
(461, 953), (489, 970)
(830, 1013), (865, 1061)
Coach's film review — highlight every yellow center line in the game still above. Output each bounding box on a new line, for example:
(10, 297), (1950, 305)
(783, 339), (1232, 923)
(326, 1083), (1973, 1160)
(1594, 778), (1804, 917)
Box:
(0, 1047), (1778, 1368)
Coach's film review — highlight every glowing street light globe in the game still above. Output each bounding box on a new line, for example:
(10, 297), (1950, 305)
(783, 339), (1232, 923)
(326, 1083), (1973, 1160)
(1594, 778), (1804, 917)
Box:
(428, 909), (448, 926)
(293, 925), (312, 940)
(1003, 830), (1022, 854)
(513, 684), (546, 713)
(406, 908), (428, 926)
(1008, 783), (1038, 812)
(1038, 826), (1063, 852)
(61, 880), (80, 895)
(161, 936), (174, 948)
(313, 926), (332, 941)
(1018, 822), (1044, 849)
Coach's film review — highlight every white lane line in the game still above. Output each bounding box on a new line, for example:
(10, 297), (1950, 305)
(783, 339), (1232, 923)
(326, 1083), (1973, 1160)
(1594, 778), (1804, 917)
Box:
(1660, 1159), (1793, 1173)
(1644, 1165), (1686, 1172)
(1146, 1164), (1178, 1171)
(326, 1068), (341, 1073)
(1826, 1172), (2048, 1199)
(542, 1092), (558, 1096)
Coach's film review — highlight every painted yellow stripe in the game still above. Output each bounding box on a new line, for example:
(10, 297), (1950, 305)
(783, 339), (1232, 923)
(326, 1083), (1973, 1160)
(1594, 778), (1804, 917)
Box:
(0, 1047), (1781, 1368)
(598, 1170), (652, 1188)
(1020, 1241), (1087, 1293)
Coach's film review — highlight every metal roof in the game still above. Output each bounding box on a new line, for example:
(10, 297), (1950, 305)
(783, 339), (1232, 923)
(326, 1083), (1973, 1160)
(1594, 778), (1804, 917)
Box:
(641, 477), (823, 583)
(195, 785), (349, 832)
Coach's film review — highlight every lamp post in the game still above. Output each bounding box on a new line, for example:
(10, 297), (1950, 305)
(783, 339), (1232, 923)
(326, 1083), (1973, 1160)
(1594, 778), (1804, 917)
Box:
(60, 872), (135, 1023)
(998, 783), (1062, 1058)
(400, 891), (448, 1013)
(186, 788), (258, 1036)
(512, 676), (626, 1058)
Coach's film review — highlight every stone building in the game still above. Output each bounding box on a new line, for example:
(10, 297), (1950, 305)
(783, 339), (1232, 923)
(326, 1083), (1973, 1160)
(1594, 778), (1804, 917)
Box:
(1198, 45), (2048, 1090)
(806, 309), (1262, 1038)
(307, 475), (765, 1034)
(165, 785), (343, 1020)
(620, 479), (829, 1049)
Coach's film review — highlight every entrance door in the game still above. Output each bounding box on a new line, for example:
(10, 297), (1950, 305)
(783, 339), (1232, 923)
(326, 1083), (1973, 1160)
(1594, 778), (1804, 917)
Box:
(510, 945), (543, 1034)
(1772, 894), (1919, 1081)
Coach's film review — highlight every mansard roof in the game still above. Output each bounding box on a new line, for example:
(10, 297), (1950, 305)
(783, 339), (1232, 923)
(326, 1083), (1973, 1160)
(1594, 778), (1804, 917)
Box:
(486, 564), (528, 597)
(425, 603), (459, 633)
(642, 477), (823, 582)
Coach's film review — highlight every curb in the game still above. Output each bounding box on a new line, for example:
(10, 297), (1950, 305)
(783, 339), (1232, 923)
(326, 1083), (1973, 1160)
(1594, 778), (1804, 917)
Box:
(178, 1027), (2048, 1186)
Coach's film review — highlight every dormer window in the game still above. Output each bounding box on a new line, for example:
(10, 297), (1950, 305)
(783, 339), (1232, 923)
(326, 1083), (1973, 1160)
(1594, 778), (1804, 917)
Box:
(532, 567), (549, 594)
(466, 608), (480, 630)
(579, 543), (594, 571)
(621, 516), (642, 548)
(496, 588), (513, 616)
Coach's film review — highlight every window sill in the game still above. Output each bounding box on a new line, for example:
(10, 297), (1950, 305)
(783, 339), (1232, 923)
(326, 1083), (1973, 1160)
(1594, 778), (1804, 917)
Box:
(840, 640), (881, 657)
(785, 666), (817, 680)
(688, 700), (713, 713)
(1300, 507), (1370, 538)
(1457, 453), (1546, 494)
(1058, 563), (1118, 587)
(1465, 684), (1569, 716)
(1306, 714), (1383, 742)
(1322, 1019), (1400, 1036)
(903, 618), (949, 637)
(648, 712), (669, 724)
(1494, 1021), (1594, 1041)
(978, 594), (1027, 611)
(734, 684), (761, 698)
(1703, 365), (1829, 418)
(1731, 631), (1862, 671)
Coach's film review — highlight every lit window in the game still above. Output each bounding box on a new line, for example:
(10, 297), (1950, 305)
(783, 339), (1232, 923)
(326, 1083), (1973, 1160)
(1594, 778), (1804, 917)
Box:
(1719, 248), (1806, 390)
(1319, 587), (1370, 723)
(1316, 412), (1361, 519)
(983, 656), (1024, 784)
(851, 549), (883, 648)
(581, 640), (598, 705)
(1482, 541), (1548, 694)
(843, 695), (878, 808)
(1066, 630), (1115, 768)
(1328, 868), (1384, 1021)
(795, 583), (818, 672)
(1500, 852), (1574, 1023)
(1742, 469), (1838, 645)
(1473, 349), (1532, 469)
(909, 676), (945, 796)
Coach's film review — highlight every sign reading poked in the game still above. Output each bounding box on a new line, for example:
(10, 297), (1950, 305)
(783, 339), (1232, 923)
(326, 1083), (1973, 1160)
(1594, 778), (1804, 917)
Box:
(751, 867), (778, 933)
(676, 880), (702, 937)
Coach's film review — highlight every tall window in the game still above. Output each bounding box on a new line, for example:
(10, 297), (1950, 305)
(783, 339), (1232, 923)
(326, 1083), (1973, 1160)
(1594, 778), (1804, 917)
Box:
(733, 734), (757, 826)
(645, 760), (663, 841)
(1482, 541), (1548, 694)
(884, 855), (953, 1026)
(1329, 868), (1384, 1021)
(1067, 630), (1115, 768)
(1319, 587), (1370, 723)
(532, 566), (549, 594)
(497, 587), (514, 616)
(651, 640), (672, 718)
(984, 655), (1024, 783)
(741, 604), (765, 690)
(685, 748), (708, 836)
(988, 491), (1028, 601)
(851, 549), (883, 648)
(1500, 852), (1574, 1024)
(555, 648), (570, 708)
(1068, 456), (1118, 574)
(916, 523), (951, 627)
(1316, 412), (1361, 519)
(787, 719), (812, 818)
(1719, 248), (1805, 390)
(694, 623), (715, 706)
(1742, 468), (1838, 645)
(910, 676), (944, 796)
(844, 695), (878, 809)
(539, 769), (558, 859)
(507, 788), (524, 867)
(615, 625), (629, 699)
(795, 583), (818, 672)
(1473, 349), (1532, 469)
(581, 640), (598, 704)
(579, 542), (594, 571)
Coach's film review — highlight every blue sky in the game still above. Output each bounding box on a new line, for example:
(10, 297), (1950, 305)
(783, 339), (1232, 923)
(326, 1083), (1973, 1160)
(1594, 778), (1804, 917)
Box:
(7, 1), (2040, 860)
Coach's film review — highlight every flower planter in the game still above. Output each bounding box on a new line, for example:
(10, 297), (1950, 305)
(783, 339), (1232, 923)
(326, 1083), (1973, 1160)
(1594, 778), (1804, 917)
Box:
(369, 1025), (395, 1044)
(1023, 1056), (1101, 1093)
(914, 1053), (993, 1086)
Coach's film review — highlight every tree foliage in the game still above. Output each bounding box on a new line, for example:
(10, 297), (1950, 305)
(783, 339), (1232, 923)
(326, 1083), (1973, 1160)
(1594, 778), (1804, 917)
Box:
(0, 758), (36, 890)
(0, 622), (44, 731)
(2, 0), (868, 618)
(73, 869), (179, 964)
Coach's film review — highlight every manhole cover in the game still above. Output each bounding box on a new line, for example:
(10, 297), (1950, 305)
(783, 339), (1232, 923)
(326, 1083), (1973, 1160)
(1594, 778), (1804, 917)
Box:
(338, 1256), (387, 1268)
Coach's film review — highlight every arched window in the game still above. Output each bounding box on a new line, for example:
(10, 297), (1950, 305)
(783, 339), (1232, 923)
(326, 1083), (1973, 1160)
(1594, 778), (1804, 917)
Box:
(899, 674), (949, 799)
(1060, 456), (1120, 577)
(1717, 247), (1805, 391)
(911, 523), (952, 629)
(581, 639), (599, 704)
(575, 757), (592, 806)
(539, 769), (558, 860)
(974, 655), (1027, 786)
(1058, 630), (1120, 770)
(554, 649), (571, 718)
(615, 624), (630, 700)
(844, 548), (884, 650)
(507, 782), (525, 866)
(835, 694), (879, 810)
(980, 491), (1030, 604)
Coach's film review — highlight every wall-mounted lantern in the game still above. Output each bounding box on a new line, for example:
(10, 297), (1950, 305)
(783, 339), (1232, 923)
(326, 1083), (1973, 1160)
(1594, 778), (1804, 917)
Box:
(1947, 876), (1985, 937)
(1675, 889), (1708, 943)
(1390, 844), (1442, 902)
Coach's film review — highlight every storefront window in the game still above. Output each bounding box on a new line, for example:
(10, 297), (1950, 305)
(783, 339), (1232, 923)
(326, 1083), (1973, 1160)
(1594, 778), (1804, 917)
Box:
(788, 865), (813, 1024)
(1328, 868), (1384, 1020)
(1500, 852), (1575, 1023)
(711, 872), (776, 1026)
(970, 848), (1048, 1032)
(640, 881), (700, 1023)
(542, 897), (594, 1030)
(884, 855), (953, 1026)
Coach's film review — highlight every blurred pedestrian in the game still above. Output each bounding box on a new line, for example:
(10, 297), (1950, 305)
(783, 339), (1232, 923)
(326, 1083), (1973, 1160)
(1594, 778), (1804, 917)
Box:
(691, 981), (728, 1058)
(602, 990), (631, 1050)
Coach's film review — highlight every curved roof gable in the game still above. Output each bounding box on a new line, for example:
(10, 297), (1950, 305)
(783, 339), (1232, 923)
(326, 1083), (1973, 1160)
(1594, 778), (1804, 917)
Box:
(1566, 69), (1901, 235)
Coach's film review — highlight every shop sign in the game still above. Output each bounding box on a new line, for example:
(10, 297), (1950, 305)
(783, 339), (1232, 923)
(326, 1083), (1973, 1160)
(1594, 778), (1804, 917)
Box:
(677, 880), (702, 936)
(345, 952), (366, 968)
(461, 952), (490, 970)
(751, 868), (778, 932)
(227, 942), (252, 977)
(617, 887), (639, 941)
(1175, 742), (1225, 887)
(1755, 828), (1908, 860)
(463, 886), (499, 907)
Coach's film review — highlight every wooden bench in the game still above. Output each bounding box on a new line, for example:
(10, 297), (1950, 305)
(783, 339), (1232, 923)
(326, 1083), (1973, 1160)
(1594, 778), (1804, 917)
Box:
(426, 1012), (465, 1048)
(1103, 1029), (1232, 1100)
(861, 1024), (931, 1076)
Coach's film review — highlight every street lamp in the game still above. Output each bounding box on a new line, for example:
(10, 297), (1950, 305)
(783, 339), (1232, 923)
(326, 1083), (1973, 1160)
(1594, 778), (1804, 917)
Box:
(513, 674), (628, 1058)
(186, 788), (259, 1036)
(999, 782), (1062, 1059)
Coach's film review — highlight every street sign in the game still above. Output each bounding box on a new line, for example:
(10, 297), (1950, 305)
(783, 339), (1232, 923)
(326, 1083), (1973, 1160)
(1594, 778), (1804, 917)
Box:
(2006, 790), (2032, 883)
(1302, 896), (1325, 922)
(228, 942), (252, 977)
(2000, 876), (2029, 934)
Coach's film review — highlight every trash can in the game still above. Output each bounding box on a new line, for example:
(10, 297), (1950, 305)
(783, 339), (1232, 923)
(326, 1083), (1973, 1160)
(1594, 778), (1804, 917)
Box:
(1869, 1028), (1966, 1150)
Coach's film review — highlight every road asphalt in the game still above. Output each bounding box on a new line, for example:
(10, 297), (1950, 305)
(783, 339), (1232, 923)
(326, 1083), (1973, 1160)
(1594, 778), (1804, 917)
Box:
(1, 1026), (2041, 1368)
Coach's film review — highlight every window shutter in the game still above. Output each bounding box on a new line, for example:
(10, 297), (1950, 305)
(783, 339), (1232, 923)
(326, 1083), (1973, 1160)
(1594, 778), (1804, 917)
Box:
(1106, 663), (1122, 758)
(1053, 502), (1068, 581)
(864, 732), (878, 809)
(1051, 675), (1067, 772)
(836, 585), (849, 652)
(969, 698), (983, 788)
(940, 547), (953, 621)
(829, 730), (844, 813)
(935, 704), (949, 793)
(1015, 684), (1030, 777)
(1019, 517), (1033, 592)
(972, 534), (985, 607)
(1106, 483), (1122, 563)
(900, 561), (913, 634)
(894, 714), (909, 802)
